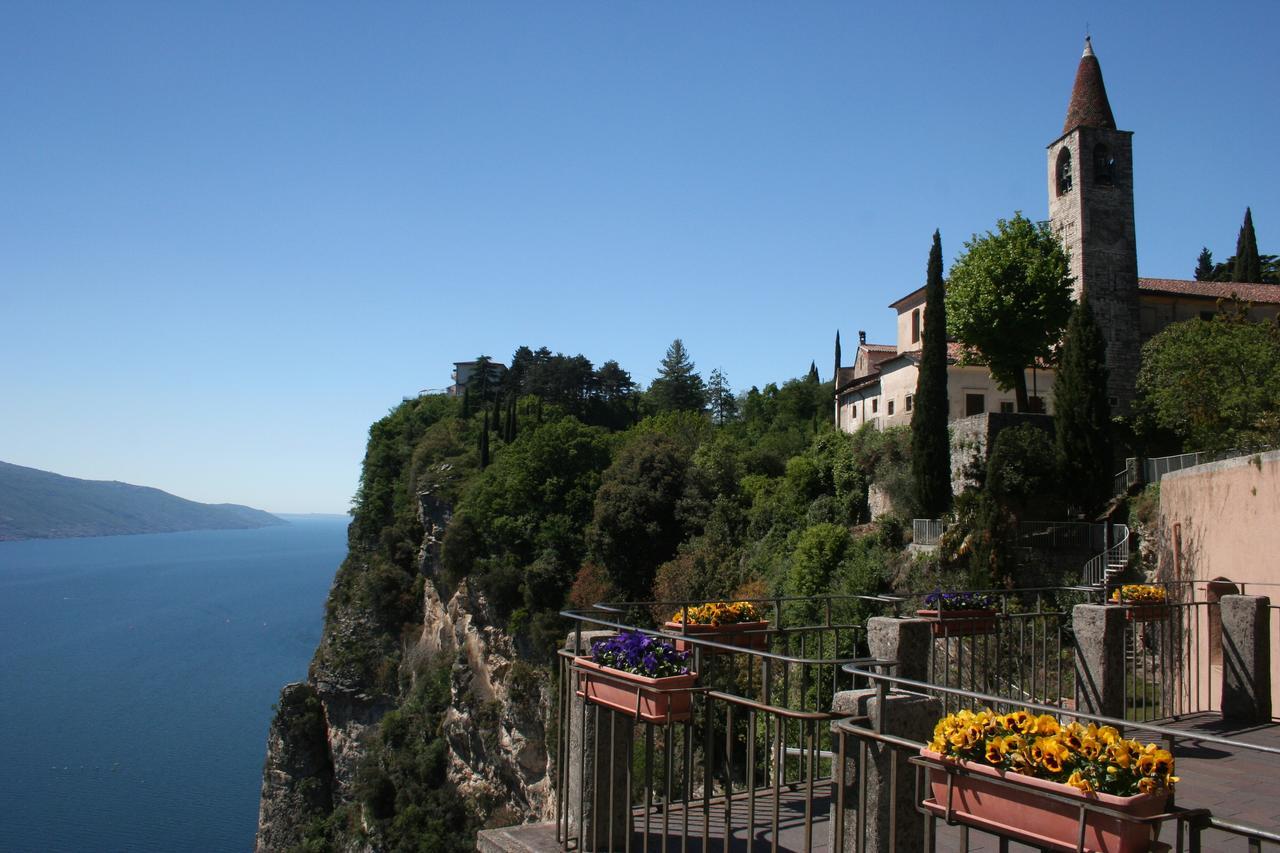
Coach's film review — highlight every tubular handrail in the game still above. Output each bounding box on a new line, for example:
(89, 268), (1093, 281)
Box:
(840, 660), (1280, 758)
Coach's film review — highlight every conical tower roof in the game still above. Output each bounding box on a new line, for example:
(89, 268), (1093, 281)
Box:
(1062, 37), (1116, 133)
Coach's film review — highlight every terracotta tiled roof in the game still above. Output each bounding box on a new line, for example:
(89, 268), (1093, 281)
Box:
(863, 343), (897, 352)
(1063, 38), (1116, 133)
(1138, 277), (1280, 305)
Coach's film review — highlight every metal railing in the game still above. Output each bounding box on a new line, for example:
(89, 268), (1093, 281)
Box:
(836, 663), (1280, 852)
(1083, 523), (1129, 586)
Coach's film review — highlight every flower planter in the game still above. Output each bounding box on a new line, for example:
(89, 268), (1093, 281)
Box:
(574, 657), (697, 724)
(662, 620), (771, 655)
(920, 749), (1168, 853)
(917, 608), (999, 637)
(1113, 603), (1169, 623)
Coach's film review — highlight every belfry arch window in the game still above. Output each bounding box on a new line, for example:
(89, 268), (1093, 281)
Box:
(1093, 144), (1115, 186)
(1056, 148), (1073, 195)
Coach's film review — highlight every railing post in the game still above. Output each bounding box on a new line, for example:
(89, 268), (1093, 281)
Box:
(564, 631), (632, 851)
(866, 616), (932, 682)
(1072, 604), (1126, 719)
(829, 689), (940, 853)
(1220, 595), (1272, 723)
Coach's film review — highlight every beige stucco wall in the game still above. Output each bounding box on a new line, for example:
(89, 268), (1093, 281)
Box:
(1158, 450), (1280, 716)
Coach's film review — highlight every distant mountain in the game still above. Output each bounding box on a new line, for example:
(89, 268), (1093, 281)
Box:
(0, 461), (285, 541)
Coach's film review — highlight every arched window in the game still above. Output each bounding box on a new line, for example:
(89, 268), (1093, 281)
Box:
(1056, 148), (1073, 195)
(1093, 144), (1115, 186)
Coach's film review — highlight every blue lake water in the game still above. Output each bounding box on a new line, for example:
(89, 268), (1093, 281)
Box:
(0, 518), (348, 852)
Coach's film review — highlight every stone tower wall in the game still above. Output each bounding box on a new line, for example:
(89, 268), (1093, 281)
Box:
(1047, 126), (1141, 412)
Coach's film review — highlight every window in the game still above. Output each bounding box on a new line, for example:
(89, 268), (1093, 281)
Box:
(1029, 396), (1046, 413)
(905, 394), (914, 412)
(888, 400), (895, 416)
(911, 309), (921, 344)
(1093, 144), (1115, 186)
(965, 393), (985, 416)
(1056, 147), (1073, 195)
(999, 401), (1015, 414)
(872, 398), (878, 413)
(852, 402), (858, 419)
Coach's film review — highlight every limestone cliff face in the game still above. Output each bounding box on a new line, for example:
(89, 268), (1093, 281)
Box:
(255, 492), (555, 851)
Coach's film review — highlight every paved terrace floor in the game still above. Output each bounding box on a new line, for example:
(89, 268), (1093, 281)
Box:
(478, 714), (1280, 853)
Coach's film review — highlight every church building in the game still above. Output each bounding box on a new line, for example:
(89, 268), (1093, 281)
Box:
(835, 38), (1280, 435)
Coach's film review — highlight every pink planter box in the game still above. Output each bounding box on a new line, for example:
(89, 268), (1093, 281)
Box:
(1114, 603), (1169, 622)
(920, 749), (1168, 853)
(574, 658), (697, 724)
(662, 620), (771, 655)
(917, 608), (999, 637)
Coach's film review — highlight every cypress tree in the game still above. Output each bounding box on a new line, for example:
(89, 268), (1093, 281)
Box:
(806, 361), (819, 383)
(505, 396), (517, 442)
(480, 411), (490, 468)
(1194, 247), (1214, 281)
(461, 385), (472, 419)
(833, 331), (842, 424)
(1053, 297), (1113, 516)
(911, 230), (952, 517)
(1234, 207), (1261, 283)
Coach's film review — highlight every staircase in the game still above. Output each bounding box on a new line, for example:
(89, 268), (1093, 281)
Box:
(1083, 523), (1129, 587)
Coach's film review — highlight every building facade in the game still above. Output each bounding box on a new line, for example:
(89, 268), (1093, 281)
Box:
(835, 38), (1280, 435)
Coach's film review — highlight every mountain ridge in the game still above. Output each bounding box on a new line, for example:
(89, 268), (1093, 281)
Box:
(0, 460), (285, 541)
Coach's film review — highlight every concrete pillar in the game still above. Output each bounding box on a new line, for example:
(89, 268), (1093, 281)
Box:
(1073, 604), (1126, 719)
(1220, 595), (1272, 723)
(565, 631), (632, 851)
(829, 688), (941, 853)
(866, 616), (933, 682)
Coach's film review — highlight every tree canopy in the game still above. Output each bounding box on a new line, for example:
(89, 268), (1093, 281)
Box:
(946, 213), (1074, 410)
(1053, 298), (1113, 515)
(911, 230), (952, 517)
(1136, 310), (1280, 453)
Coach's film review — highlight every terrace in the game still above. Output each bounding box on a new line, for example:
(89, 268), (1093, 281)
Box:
(478, 583), (1279, 852)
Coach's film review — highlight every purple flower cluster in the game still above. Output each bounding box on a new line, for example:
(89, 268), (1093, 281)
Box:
(591, 630), (690, 678)
(924, 589), (998, 611)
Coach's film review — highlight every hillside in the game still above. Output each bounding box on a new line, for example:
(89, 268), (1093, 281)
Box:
(0, 461), (284, 540)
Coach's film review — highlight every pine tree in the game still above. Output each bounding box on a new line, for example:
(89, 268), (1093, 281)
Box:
(706, 368), (737, 425)
(648, 339), (707, 413)
(911, 230), (953, 517)
(1053, 297), (1113, 516)
(1234, 207), (1262, 283)
(479, 411), (490, 468)
(1194, 247), (1214, 281)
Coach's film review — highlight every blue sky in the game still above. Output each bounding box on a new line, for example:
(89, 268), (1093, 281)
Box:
(3, 2), (1277, 513)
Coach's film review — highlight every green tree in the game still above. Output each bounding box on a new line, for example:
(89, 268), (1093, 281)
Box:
(1136, 312), (1280, 452)
(648, 339), (707, 413)
(986, 424), (1061, 520)
(911, 230), (952, 517)
(1053, 298), (1114, 515)
(1194, 247), (1214, 281)
(586, 433), (691, 600)
(946, 213), (1074, 411)
(806, 361), (820, 383)
(1234, 207), (1262, 283)
(707, 367), (737, 425)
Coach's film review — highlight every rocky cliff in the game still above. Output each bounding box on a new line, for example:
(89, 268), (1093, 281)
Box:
(255, 490), (555, 851)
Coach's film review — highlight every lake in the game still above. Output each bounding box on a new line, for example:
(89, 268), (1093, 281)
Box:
(0, 518), (347, 852)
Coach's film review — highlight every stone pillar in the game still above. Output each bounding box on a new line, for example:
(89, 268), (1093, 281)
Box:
(866, 616), (933, 682)
(1073, 604), (1126, 719)
(829, 689), (941, 853)
(1220, 595), (1272, 723)
(565, 631), (632, 851)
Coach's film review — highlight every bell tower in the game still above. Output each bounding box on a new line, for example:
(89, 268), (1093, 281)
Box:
(1047, 37), (1140, 412)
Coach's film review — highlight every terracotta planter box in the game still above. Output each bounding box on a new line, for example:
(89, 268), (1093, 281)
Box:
(574, 658), (697, 724)
(920, 749), (1168, 853)
(662, 620), (771, 655)
(917, 608), (998, 637)
(1113, 603), (1169, 622)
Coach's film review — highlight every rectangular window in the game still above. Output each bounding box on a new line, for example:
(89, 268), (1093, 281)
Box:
(911, 309), (921, 344)
(888, 400), (895, 416)
(965, 393), (985, 416)
(1000, 401), (1015, 414)
(872, 398), (878, 413)
(905, 394), (914, 412)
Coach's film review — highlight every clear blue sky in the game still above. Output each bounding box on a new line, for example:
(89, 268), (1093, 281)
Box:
(3, 2), (1276, 513)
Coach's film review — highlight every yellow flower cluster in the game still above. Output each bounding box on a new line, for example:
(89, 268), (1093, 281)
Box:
(670, 601), (762, 626)
(1110, 584), (1167, 604)
(928, 708), (1177, 796)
